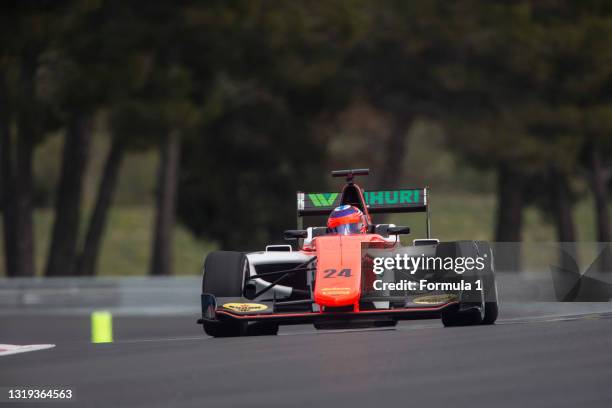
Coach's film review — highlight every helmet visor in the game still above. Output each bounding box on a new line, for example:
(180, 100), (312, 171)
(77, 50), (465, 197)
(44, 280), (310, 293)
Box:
(333, 222), (363, 235)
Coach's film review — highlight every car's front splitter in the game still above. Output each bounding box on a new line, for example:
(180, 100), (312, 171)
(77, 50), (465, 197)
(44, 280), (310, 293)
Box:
(198, 293), (458, 325)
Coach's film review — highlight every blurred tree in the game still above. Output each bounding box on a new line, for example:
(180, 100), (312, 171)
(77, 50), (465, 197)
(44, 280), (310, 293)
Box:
(148, 67), (199, 276)
(5, 0), (611, 278)
(0, 68), (17, 275)
(75, 1), (167, 276)
(176, 0), (362, 250)
(442, 2), (535, 248)
(584, 138), (612, 242)
(138, 3), (201, 276)
(44, 0), (180, 276)
(575, 10), (612, 245)
(46, 114), (93, 276)
(345, 1), (452, 192)
(45, 1), (110, 276)
(440, 1), (612, 271)
(179, 92), (325, 250)
(150, 131), (180, 275)
(76, 135), (124, 276)
(0, 1), (64, 276)
(517, 2), (612, 250)
(443, 3), (604, 232)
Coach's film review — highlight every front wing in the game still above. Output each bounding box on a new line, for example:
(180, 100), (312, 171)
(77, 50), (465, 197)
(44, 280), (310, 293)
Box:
(197, 293), (459, 326)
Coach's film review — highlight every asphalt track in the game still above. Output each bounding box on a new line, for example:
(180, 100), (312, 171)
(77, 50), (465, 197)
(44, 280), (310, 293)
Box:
(2, 304), (612, 408)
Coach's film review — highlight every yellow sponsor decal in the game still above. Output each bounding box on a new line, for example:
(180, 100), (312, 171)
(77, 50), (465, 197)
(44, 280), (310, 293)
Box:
(222, 303), (268, 312)
(413, 294), (457, 305)
(321, 287), (351, 296)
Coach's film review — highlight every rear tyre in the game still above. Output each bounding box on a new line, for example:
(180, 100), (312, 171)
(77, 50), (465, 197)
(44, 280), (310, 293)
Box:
(440, 241), (499, 327)
(441, 304), (482, 327)
(202, 251), (248, 337)
(476, 241), (499, 325)
(482, 301), (499, 325)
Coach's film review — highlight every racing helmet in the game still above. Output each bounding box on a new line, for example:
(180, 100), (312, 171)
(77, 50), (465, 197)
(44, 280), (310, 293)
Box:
(327, 205), (367, 235)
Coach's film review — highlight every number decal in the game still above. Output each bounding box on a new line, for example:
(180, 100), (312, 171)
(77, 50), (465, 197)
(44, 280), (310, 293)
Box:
(323, 268), (352, 278)
(324, 269), (336, 278)
(337, 268), (352, 277)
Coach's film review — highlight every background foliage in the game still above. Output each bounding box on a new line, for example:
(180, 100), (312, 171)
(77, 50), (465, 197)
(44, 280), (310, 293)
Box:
(1, 0), (611, 276)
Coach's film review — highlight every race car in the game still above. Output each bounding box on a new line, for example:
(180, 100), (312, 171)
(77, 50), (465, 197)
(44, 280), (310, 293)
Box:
(197, 168), (498, 337)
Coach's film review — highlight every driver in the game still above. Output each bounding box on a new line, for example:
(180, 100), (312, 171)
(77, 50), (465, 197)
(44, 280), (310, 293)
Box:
(327, 205), (368, 235)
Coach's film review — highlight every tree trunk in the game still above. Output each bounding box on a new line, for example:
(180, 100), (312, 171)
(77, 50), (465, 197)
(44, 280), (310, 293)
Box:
(150, 131), (181, 276)
(588, 146), (611, 273)
(0, 119), (15, 275)
(589, 147), (611, 242)
(45, 113), (93, 276)
(495, 163), (525, 241)
(494, 163), (524, 272)
(549, 166), (578, 270)
(13, 131), (35, 276)
(550, 167), (577, 242)
(76, 137), (125, 276)
(11, 49), (38, 277)
(377, 114), (412, 189)
(0, 69), (19, 276)
(0, 90), (19, 276)
(376, 114), (412, 223)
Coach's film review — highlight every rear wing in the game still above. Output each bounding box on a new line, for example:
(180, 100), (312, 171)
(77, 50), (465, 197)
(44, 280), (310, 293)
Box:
(296, 187), (431, 237)
(297, 188), (427, 215)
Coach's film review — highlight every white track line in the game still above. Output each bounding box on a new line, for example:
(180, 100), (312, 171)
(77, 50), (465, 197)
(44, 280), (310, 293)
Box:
(0, 344), (56, 357)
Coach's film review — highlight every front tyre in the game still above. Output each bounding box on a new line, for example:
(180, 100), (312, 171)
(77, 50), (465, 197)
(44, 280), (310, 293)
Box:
(202, 251), (248, 337)
(245, 322), (279, 336)
(201, 251), (279, 337)
(203, 320), (247, 337)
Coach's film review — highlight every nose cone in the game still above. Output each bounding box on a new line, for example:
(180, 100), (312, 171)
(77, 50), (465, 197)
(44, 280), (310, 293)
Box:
(313, 235), (365, 307)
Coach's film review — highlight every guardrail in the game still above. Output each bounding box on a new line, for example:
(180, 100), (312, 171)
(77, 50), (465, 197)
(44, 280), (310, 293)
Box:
(0, 270), (609, 316)
(0, 277), (201, 315)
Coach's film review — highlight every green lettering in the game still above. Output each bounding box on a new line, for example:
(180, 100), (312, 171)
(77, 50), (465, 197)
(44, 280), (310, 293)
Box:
(399, 190), (413, 203)
(309, 193), (322, 206)
(384, 191), (398, 204)
(309, 193), (338, 207)
(320, 193), (338, 206)
(369, 191), (383, 205)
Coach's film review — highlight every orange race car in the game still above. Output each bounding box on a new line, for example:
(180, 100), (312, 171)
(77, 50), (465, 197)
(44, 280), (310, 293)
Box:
(198, 169), (498, 337)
